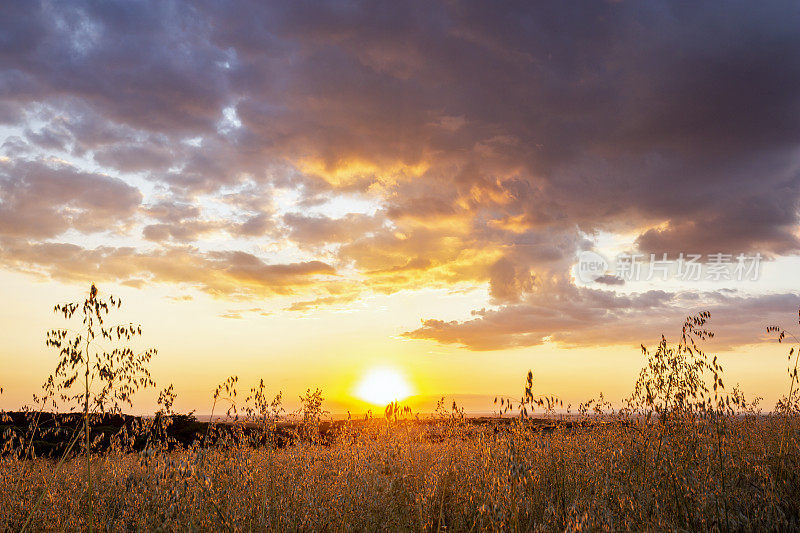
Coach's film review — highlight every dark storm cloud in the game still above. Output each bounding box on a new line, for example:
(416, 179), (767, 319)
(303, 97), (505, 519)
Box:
(4, 1), (799, 237)
(0, 0), (799, 346)
(0, 0), (231, 134)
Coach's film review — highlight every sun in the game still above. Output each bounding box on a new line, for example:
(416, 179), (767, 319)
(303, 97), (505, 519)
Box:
(355, 367), (413, 406)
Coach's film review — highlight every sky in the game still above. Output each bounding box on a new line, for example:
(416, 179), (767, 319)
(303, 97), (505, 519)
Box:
(1, 0), (799, 415)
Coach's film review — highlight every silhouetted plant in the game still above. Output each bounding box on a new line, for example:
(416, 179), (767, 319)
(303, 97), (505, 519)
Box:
(629, 312), (719, 419)
(25, 284), (157, 532)
(298, 388), (327, 443)
(494, 370), (562, 418)
(384, 401), (412, 422)
(767, 309), (800, 466)
(244, 378), (284, 445)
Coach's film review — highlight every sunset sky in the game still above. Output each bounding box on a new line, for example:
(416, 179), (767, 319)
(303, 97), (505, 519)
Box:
(1, 1), (799, 414)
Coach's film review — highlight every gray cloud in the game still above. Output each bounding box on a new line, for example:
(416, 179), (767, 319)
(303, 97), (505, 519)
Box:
(404, 278), (800, 351)
(1, 0), (799, 347)
(0, 159), (141, 238)
(284, 213), (383, 245)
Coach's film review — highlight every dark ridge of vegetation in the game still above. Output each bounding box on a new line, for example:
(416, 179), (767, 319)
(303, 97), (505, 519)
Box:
(1, 411), (608, 458)
(1, 413), (204, 458)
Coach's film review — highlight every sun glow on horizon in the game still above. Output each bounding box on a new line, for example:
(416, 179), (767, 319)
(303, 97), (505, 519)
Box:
(355, 367), (413, 405)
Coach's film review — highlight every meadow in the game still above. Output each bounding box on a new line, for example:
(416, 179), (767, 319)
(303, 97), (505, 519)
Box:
(1, 290), (799, 532)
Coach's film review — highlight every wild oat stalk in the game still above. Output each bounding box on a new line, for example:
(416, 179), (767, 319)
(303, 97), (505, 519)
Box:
(766, 312), (800, 459)
(298, 388), (327, 444)
(37, 284), (157, 532)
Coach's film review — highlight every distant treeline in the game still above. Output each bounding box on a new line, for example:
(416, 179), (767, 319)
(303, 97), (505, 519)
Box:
(1, 411), (614, 458)
(0, 412), (295, 457)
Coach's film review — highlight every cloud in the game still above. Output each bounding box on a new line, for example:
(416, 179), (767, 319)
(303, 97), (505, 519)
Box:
(5, 2), (799, 248)
(1, 1), (799, 348)
(594, 275), (625, 286)
(0, 240), (336, 297)
(284, 213), (383, 245)
(139, 199), (279, 242)
(1, 1), (231, 134)
(93, 142), (176, 173)
(404, 278), (800, 351)
(285, 293), (361, 312)
(403, 277), (678, 350)
(219, 307), (271, 319)
(0, 159), (141, 238)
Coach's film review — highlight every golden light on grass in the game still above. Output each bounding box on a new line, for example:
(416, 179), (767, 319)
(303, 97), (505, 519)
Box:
(355, 367), (413, 405)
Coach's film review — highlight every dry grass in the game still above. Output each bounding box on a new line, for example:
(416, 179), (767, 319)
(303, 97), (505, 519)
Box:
(1, 414), (798, 531)
(1, 296), (800, 531)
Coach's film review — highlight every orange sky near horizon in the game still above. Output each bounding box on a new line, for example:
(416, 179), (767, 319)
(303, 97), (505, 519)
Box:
(0, 270), (793, 416)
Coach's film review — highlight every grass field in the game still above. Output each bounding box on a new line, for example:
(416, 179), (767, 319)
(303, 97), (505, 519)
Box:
(1, 411), (799, 531)
(1, 309), (799, 531)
